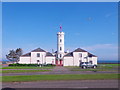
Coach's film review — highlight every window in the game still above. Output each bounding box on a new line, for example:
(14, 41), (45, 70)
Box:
(37, 60), (40, 62)
(60, 39), (62, 42)
(60, 47), (62, 51)
(37, 53), (40, 57)
(90, 61), (93, 64)
(60, 54), (62, 58)
(79, 53), (82, 57)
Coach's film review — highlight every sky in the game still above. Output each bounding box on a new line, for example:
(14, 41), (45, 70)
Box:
(2, 2), (118, 60)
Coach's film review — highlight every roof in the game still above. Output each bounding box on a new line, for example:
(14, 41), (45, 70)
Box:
(46, 52), (54, 57)
(64, 52), (73, 57)
(31, 48), (46, 52)
(88, 53), (97, 57)
(73, 48), (87, 52)
(54, 51), (57, 53)
(54, 51), (68, 53)
(21, 52), (31, 57)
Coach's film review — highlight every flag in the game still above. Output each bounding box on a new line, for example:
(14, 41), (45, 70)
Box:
(60, 26), (62, 31)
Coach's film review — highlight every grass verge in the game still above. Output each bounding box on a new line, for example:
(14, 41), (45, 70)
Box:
(2, 66), (54, 69)
(2, 70), (51, 73)
(65, 64), (119, 71)
(2, 73), (119, 82)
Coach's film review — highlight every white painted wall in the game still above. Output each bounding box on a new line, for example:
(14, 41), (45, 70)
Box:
(19, 57), (31, 64)
(31, 52), (46, 64)
(57, 32), (65, 59)
(19, 51), (97, 66)
(72, 52), (88, 66)
(45, 57), (56, 64)
(63, 57), (74, 66)
(92, 57), (98, 65)
(63, 52), (97, 66)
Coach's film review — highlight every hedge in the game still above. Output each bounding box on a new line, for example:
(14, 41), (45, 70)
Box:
(8, 63), (56, 67)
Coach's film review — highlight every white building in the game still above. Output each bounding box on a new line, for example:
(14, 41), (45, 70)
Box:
(19, 27), (97, 66)
(19, 48), (56, 65)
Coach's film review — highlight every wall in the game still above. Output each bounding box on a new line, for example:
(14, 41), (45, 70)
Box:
(19, 57), (31, 64)
(73, 52), (88, 66)
(63, 57), (74, 66)
(92, 57), (98, 65)
(45, 56), (56, 64)
(31, 52), (46, 64)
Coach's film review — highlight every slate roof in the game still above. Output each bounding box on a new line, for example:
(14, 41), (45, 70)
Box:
(31, 48), (46, 52)
(46, 52), (54, 57)
(73, 48), (87, 52)
(54, 51), (68, 53)
(88, 53), (97, 57)
(54, 51), (57, 53)
(21, 52), (31, 57)
(64, 52), (73, 57)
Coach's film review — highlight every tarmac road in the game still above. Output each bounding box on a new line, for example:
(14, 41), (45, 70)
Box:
(2, 80), (118, 88)
(2, 67), (119, 89)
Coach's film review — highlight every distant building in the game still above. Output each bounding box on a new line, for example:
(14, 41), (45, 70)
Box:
(19, 27), (97, 66)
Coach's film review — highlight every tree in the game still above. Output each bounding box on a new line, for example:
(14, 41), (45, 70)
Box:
(6, 48), (23, 63)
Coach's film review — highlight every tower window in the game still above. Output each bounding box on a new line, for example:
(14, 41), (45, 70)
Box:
(60, 54), (62, 58)
(37, 53), (40, 57)
(60, 39), (62, 42)
(60, 47), (62, 51)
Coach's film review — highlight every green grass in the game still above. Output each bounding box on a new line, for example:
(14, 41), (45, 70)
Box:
(2, 66), (54, 69)
(99, 64), (120, 66)
(2, 70), (51, 73)
(66, 64), (119, 71)
(71, 69), (105, 71)
(64, 66), (80, 68)
(2, 74), (119, 82)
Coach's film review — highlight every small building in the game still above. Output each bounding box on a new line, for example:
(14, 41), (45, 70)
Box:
(63, 48), (97, 66)
(19, 48), (55, 65)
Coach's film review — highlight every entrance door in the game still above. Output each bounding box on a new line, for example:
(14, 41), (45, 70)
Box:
(60, 59), (63, 66)
(56, 59), (63, 66)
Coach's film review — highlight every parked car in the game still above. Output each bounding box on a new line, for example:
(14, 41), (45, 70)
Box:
(80, 62), (97, 69)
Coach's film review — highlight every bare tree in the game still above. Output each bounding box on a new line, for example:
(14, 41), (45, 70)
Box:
(6, 48), (23, 63)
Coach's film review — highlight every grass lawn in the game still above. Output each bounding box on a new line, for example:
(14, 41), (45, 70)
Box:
(2, 70), (51, 73)
(71, 69), (108, 71)
(2, 73), (119, 82)
(66, 64), (119, 71)
(2, 66), (54, 69)
(100, 64), (120, 66)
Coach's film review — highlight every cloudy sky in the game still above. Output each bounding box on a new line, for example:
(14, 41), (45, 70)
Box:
(2, 2), (118, 60)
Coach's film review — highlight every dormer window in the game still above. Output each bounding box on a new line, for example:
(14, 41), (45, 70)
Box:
(37, 53), (40, 57)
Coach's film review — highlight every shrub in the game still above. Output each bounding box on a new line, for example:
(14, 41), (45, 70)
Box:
(9, 64), (38, 67)
(8, 63), (56, 67)
(46, 64), (56, 67)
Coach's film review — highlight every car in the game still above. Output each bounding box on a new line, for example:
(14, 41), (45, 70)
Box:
(80, 62), (97, 69)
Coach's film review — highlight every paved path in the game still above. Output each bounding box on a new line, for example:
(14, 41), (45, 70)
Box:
(2, 80), (118, 88)
(2, 66), (118, 76)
